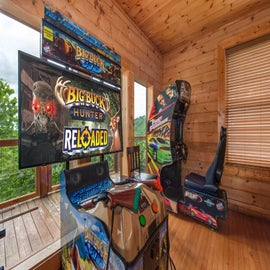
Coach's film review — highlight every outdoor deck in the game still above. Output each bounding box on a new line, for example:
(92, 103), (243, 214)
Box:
(0, 192), (61, 269)
(1, 191), (270, 269)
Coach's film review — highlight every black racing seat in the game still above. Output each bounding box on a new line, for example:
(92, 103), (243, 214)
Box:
(184, 126), (227, 193)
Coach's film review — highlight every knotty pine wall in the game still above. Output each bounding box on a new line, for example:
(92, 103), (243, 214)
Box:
(162, 6), (270, 220)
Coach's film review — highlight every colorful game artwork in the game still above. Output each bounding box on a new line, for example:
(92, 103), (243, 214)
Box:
(18, 51), (122, 169)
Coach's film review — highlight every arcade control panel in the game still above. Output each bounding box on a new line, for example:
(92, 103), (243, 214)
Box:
(61, 161), (169, 270)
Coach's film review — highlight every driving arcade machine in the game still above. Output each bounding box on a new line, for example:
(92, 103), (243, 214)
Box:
(60, 160), (170, 270)
(147, 80), (228, 229)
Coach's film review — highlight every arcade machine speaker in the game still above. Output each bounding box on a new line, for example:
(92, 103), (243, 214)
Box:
(60, 160), (170, 270)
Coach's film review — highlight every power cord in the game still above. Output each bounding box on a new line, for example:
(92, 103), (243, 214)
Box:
(163, 240), (176, 270)
(169, 254), (176, 270)
(164, 248), (176, 270)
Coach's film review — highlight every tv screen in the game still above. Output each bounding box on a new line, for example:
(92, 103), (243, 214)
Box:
(18, 51), (122, 169)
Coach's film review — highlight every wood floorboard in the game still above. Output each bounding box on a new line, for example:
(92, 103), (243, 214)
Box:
(13, 211), (32, 260)
(168, 211), (270, 270)
(34, 198), (60, 240)
(20, 203), (43, 253)
(1, 192), (270, 269)
(3, 210), (20, 267)
(27, 200), (54, 245)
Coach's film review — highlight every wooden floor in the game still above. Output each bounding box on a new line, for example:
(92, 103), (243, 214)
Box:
(0, 192), (60, 269)
(169, 211), (270, 270)
(1, 192), (270, 269)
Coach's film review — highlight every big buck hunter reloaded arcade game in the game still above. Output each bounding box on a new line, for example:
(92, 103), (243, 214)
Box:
(18, 4), (170, 270)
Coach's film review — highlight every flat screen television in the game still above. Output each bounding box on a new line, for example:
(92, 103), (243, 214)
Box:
(18, 51), (122, 169)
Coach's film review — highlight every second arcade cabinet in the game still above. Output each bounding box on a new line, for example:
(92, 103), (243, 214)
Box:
(147, 80), (228, 229)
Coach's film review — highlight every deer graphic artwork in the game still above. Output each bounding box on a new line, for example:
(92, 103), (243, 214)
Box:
(109, 110), (121, 152)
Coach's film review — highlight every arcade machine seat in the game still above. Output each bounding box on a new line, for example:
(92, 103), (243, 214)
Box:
(127, 146), (157, 180)
(184, 126), (227, 194)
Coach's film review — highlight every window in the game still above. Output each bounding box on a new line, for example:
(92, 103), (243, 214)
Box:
(134, 82), (147, 170)
(226, 34), (270, 168)
(0, 13), (65, 204)
(0, 13), (40, 203)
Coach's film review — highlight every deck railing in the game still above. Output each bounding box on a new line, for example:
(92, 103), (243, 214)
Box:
(0, 139), (62, 209)
(0, 139), (121, 209)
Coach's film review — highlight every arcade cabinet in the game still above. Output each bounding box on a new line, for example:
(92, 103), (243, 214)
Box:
(147, 80), (228, 229)
(16, 6), (172, 270)
(60, 160), (170, 269)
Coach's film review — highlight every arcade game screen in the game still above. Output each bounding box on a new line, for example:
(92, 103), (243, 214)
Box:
(18, 51), (123, 169)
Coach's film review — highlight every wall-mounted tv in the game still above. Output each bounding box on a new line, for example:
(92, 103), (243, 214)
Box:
(18, 51), (122, 169)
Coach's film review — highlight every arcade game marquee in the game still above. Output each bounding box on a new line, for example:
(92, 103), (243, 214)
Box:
(18, 4), (171, 270)
(147, 80), (228, 229)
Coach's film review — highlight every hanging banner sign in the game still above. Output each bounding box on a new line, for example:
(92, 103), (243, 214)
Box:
(18, 51), (123, 169)
(42, 20), (121, 87)
(44, 4), (121, 65)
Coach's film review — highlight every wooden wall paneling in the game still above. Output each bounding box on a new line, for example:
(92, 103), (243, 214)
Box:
(163, 67), (217, 91)
(186, 121), (217, 134)
(121, 70), (135, 176)
(146, 85), (155, 119)
(164, 58), (217, 83)
(163, 40), (216, 71)
(222, 166), (270, 219)
(185, 124), (218, 142)
(227, 188), (270, 210)
(121, 56), (160, 90)
(190, 90), (217, 107)
(188, 101), (217, 115)
(163, 5), (270, 219)
(224, 165), (270, 183)
(228, 197), (270, 218)
(163, 55), (216, 86)
(222, 174), (270, 197)
(186, 142), (217, 163)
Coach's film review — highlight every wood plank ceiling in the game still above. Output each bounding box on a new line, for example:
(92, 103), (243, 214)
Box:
(114, 0), (270, 54)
